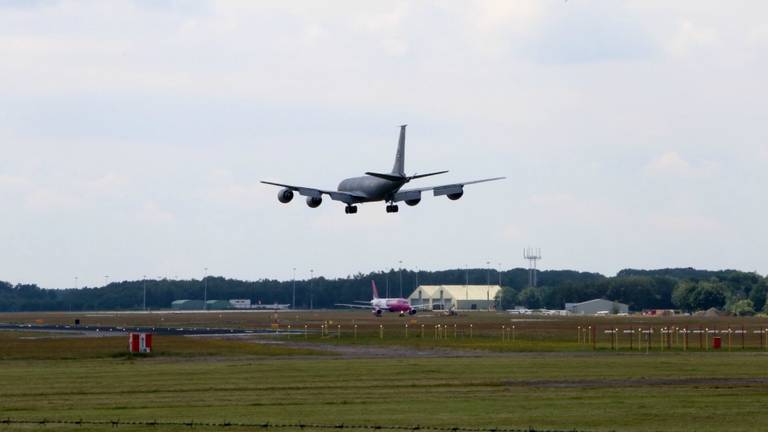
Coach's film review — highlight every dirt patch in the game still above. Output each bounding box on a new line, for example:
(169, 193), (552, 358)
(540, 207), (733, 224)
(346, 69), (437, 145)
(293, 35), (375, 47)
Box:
(503, 377), (768, 388)
(240, 337), (482, 358)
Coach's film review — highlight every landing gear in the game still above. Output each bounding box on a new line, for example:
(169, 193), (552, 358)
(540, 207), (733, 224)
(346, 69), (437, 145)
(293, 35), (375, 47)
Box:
(344, 205), (358, 214)
(385, 204), (399, 213)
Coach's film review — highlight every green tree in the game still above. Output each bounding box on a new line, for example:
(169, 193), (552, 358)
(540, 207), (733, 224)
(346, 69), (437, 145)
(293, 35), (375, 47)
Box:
(672, 281), (697, 311)
(495, 287), (518, 310)
(690, 281), (727, 311)
(729, 299), (755, 316)
(518, 287), (543, 309)
(748, 281), (767, 312)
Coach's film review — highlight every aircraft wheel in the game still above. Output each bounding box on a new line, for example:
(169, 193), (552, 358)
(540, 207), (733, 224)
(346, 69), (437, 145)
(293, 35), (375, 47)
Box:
(386, 205), (399, 213)
(345, 206), (358, 214)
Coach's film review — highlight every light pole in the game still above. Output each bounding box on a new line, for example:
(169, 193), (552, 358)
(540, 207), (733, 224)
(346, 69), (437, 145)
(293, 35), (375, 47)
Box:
(485, 261), (491, 307)
(104, 275), (109, 287)
(309, 269), (314, 309)
(143, 275), (147, 311)
(465, 265), (469, 286)
(203, 267), (208, 311)
(398, 260), (403, 298)
(74, 276), (78, 289)
(292, 267), (296, 309)
(497, 262), (502, 286)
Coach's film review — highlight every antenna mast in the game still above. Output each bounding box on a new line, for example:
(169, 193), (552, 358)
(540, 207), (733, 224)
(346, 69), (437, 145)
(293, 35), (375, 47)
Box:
(523, 247), (542, 288)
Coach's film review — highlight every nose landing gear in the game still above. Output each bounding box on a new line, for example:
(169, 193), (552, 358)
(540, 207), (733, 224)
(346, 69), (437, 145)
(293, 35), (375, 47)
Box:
(344, 205), (358, 214)
(385, 204), (399, 213)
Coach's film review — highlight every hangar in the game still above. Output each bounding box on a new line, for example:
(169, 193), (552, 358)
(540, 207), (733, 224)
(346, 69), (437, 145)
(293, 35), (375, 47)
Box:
(408, 285), (501, 311)
(565, 299), (629, 315)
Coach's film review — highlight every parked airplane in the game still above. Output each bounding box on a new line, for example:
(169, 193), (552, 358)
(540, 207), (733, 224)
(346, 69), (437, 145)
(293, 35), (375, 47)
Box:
(335, 281), (432, 317)
(261, 125), (504, 214)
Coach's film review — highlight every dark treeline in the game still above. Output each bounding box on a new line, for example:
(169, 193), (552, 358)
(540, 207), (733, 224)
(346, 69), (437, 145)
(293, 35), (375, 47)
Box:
(0, 267), (766, 314)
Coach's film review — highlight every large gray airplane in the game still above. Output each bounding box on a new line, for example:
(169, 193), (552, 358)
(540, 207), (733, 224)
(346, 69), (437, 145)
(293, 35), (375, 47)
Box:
(261, 125), (504, 214)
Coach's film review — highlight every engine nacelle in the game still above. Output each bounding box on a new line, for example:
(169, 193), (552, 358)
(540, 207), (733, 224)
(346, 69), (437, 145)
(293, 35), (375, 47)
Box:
(306, 196), (322, 208)
(447, 191), (464, 200)
(405, 198), (421, 206)
(277, 188), (294, 203)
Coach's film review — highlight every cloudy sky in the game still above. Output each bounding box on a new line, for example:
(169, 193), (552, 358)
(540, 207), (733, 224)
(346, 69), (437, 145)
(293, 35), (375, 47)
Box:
(1, 1), (766, 288)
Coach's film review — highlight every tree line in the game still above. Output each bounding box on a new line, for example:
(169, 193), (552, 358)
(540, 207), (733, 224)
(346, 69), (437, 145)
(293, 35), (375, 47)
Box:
(0, 267), (766, 314)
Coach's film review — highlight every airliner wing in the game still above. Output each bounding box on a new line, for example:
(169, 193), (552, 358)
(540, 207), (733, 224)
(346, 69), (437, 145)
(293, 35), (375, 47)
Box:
(392, 177), (505, 202)
(261, 181), (366, 204)
(334, 303), (372, 309)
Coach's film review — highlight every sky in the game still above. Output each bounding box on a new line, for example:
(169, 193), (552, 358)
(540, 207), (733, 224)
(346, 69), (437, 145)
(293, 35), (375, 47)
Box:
(1, 1), (767, 288)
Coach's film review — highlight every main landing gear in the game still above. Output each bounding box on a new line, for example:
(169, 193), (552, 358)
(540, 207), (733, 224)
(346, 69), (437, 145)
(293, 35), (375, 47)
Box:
(344, 205), (358, 214)
(385, 204), (399, 213)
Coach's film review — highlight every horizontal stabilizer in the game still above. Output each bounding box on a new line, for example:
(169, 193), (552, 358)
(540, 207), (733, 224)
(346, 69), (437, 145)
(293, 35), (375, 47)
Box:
(366, 172), (406, 182)
(366, 170), (449, 183)
(409, 170), (448, 180)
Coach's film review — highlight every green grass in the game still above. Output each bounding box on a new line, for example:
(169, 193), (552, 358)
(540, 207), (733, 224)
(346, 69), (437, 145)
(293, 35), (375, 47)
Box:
(2, 350), (768, 431)
(3, 313), (768, 431)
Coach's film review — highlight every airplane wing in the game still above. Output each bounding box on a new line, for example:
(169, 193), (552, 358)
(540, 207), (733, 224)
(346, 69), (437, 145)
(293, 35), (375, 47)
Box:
(261, 181), (367, 204)
(334, 303), (372, 309)
(392, 177), (505, 203)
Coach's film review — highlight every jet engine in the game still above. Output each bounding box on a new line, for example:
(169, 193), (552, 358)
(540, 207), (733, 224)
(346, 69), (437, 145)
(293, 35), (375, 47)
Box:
(447, 191), (464, 200)
(306, 196), (322, 208)
(405, 198), (421, 206)
(278, 188), (294, 203)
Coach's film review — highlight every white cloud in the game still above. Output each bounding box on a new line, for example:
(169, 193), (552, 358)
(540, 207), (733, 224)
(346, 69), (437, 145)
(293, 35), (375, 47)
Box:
(136, 201), (175, 224)
(24, 187), (81, 211)
(649, 213), (726, 236)
(1, 1), (768, 286)
(645, 152), (719, 177)
(666, 19), (718, 56)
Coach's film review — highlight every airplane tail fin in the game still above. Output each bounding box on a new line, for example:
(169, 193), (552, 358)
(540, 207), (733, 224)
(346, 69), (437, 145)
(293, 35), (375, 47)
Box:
(391, 125), (406, 176)
(372, 280), (380, 299)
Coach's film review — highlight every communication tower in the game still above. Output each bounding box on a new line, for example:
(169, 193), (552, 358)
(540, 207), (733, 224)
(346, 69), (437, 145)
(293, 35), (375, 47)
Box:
(523, 247), (542, 287)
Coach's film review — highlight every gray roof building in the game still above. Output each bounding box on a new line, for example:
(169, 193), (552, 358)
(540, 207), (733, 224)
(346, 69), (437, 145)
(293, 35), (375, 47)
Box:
(565, 299), (629, 315)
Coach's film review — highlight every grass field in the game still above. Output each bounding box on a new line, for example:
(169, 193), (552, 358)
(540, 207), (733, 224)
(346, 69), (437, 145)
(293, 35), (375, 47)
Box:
(2, 352), (768, 431)
(2, 312), (768, 431)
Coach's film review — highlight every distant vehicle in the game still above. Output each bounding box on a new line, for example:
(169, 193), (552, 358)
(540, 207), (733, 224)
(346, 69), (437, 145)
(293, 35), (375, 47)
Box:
(335, 281), (433, 317)
(251, 303), (290, 310)
(261, 125), (505, 214)
(507, 307), (532, 315)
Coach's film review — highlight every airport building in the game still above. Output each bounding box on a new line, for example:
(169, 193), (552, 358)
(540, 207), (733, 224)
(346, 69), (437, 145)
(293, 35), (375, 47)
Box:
(408, 285), (501, 311)
(565, 299), (629, 315)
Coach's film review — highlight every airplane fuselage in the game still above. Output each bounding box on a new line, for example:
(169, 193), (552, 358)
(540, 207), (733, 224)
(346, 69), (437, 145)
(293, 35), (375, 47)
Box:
(337, 176), (405, 203)
(371, 297), (412, 313)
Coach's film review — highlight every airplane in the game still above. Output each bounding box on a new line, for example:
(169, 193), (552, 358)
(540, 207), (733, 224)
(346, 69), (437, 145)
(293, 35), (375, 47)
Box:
(261, 125), (504, 214)
(335, 281), (433, 317)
